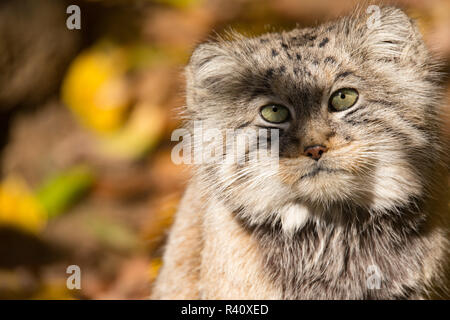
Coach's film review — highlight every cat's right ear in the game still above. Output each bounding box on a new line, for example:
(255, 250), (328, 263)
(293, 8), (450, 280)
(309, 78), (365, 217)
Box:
(185, 42), (236, 93)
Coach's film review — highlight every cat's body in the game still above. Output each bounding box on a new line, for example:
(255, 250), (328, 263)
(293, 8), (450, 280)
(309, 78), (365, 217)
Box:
(153, 6), (449, 299)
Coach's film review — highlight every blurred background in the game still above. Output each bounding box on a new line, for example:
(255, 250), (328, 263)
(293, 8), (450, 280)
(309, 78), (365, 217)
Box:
(0, 0), (448, 299)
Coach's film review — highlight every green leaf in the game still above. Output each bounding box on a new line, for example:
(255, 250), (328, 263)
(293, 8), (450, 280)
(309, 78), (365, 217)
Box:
(36, 166), (95, 218)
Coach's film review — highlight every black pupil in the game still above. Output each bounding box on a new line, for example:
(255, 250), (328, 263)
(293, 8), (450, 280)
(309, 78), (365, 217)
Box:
(340, 93), (346, 99)
(272, 106), (278, 112)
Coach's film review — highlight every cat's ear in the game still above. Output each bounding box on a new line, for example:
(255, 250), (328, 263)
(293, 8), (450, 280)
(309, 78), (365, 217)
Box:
(185, 42), (236, 92)
(361, 6), (425, 62)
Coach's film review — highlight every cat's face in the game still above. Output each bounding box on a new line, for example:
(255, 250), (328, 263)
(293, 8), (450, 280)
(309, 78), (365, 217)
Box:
(185, 7), (442, 229)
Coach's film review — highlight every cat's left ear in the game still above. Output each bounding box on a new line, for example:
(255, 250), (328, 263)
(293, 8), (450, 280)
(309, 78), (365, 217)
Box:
(361, 6), (426, 62)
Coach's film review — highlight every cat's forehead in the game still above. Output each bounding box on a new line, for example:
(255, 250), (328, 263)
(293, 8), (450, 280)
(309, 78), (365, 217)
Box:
(236, 24), (345, 62)
(222, 24), (357, 105)
(227, 23), (353, 84)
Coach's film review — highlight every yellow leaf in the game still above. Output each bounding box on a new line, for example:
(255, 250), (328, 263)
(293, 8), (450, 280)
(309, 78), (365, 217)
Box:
(61, 42), (131, 134)
(0, 176), (46, 233)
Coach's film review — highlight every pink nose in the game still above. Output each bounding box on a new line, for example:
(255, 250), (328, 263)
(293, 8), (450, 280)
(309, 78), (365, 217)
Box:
(304, 145), (328, 160)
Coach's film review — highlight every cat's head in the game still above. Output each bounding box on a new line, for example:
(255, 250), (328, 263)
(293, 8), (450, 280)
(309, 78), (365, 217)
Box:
(184, 6), (444, 230)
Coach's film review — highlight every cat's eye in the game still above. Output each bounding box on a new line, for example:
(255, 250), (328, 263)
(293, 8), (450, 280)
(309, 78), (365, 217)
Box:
(260, 104), (290, 123)
(329, 88), (359, 111)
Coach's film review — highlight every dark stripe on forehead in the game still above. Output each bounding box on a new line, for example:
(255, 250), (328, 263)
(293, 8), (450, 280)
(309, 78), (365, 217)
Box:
(250, 86), (273, 99)
(324, 56), (336, 64)
(335, 71), (354, 81)
(318, 38), (329, 48)
(290, 33), (317, 46)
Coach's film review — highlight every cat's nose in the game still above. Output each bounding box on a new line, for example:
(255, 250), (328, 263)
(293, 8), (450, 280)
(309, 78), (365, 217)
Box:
(304, 145), (328, 160)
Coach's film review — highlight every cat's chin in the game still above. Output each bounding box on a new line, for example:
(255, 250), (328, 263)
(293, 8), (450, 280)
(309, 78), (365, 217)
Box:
(294, 168), (360, 205)
(299, 166), (348, 180)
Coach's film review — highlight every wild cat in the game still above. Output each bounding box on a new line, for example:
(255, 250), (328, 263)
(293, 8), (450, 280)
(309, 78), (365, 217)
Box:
(152, 6), (449, 299)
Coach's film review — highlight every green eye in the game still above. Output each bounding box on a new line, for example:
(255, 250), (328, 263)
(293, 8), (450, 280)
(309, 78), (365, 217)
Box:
(260, 104), (290, 123)
(329, 88), (359, 111)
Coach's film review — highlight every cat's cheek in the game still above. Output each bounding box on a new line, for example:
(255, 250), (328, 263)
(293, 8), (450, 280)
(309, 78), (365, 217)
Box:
(217, 161), (295, 221)
(369, 164), (423, 211)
